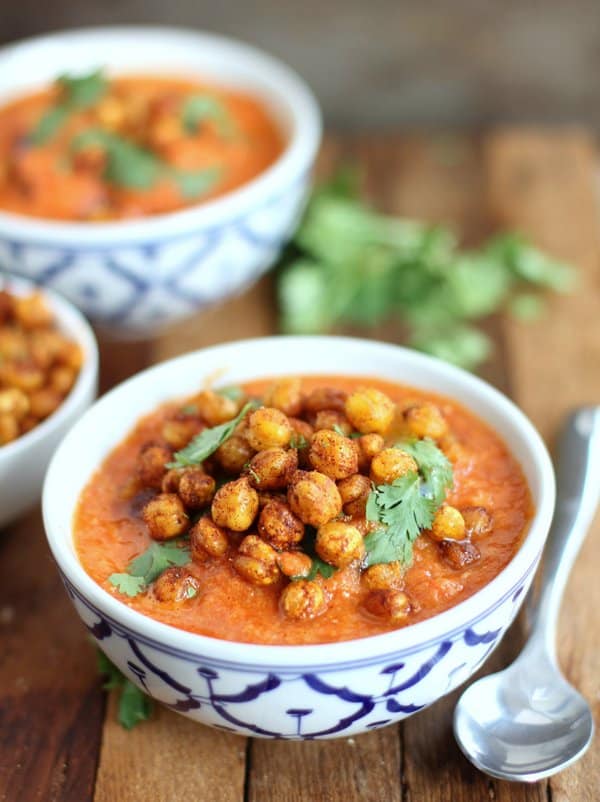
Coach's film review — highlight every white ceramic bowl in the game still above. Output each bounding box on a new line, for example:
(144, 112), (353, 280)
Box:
(0, 28), (321, 337)
(43, 337), (555, 738)
(0, 274), (98, 527)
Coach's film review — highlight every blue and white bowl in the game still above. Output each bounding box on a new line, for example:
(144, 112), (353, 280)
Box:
(0, 28), (321, 337)
(43, 337), (555, 738)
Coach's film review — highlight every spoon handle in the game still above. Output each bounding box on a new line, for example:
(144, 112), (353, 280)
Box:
(530, 407), (600, 656)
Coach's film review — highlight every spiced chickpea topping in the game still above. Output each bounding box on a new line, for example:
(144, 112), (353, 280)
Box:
(430, 505), (466, 542)
(403, 403), (448, 440)
(263, 378), (303, 417)
(316, 521), (365, 568)
(281, 580), (328, 620)
(178, 468), (216, 509)
(142, 493), (189, 540)
(365, 589), (412, 624)
(309, 429), (359, 480)
(211, 477), (259, 531)
(337, 473), (371, 517)
(138, 443), (172, 490)
(153, 567), (199, 603)
(234, 535), (281, 585)
(362, 561), (404, 591)
(246, 447), (298, 490)
(345, 388), (395, 434)
(193, 389), (238, 426)
(246, 407), (293, 450)
(216, 434), (255, 474)
(461, 506), (493, 538)
(190, 517), (229, 561)
(370, 448), (417, 485)
(287, 470), (342, 527)
(258, 500), (304, 550)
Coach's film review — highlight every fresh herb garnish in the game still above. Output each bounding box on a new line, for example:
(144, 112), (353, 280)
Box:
(181, 94), (235, 138)
(216, 385), (245, 401)
(364, 440), (453, 567)
(277, 169), (575, 370)
(97, 650), (153, 729)
(332, 424), (346, 436)
(168, 402), (254, 469)
(289, 433), (309, 450)
(109, 539), (191, 597)
(30, 70), (108, 145)
(70, 128), (220, 196)
(292, 526), (337, 581)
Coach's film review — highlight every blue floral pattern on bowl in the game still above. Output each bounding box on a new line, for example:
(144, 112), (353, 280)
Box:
(62, 555), (538, 739)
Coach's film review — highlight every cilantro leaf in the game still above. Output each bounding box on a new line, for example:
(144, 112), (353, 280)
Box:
(30, 70), (108, 145)
(292, 526), (337, 581)
(276, 170), (576, 371)
(289, 433), (308, 449)
(397, 438), (453, 505)
(365, 439), (453, 567)
(96, 649), (154, 730)
(109, 539), (191, 597)
(172, 167), (220, 199)
(119, 680), (154, 730)
(181, 94), (235, 137)
(168, 401), (254, 469)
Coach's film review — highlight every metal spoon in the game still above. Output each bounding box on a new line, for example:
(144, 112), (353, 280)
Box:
(454, 407), (600, 782)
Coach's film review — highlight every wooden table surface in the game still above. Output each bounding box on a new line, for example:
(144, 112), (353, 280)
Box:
(1, 130), (599, 802)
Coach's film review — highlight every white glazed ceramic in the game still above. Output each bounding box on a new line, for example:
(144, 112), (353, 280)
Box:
(43, 337), (555, 738)
(0, 274), (98, 527)
(0, 28), (321, 336)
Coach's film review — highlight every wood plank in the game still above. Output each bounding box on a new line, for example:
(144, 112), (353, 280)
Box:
(93, 698), (246, 802)
(0, 509), (105, 802)
(484, 128), (600, 801)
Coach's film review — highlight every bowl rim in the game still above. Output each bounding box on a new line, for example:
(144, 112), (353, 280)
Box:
(0, 25), (322, 245)
(43, 336), (555, 667)
(0, 272), (99, 463)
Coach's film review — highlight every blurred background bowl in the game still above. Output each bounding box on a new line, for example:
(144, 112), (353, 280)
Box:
(0, 274), (98, 526)
(0, 27), (322, 337)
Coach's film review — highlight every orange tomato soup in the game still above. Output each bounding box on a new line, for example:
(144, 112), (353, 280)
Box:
(0, 73), (284, 221)
(74, 376), (533, 645)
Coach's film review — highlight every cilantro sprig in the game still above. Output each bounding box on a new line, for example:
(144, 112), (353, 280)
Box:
(70, 128), (220, 196)
(109, 539), (191, 597)
(277, 169), (575, 370)
(292, 526), (337, 581)
(30, 70), (108, 145)
(168, 401), (254, 469)
(181, 94), (235, 138)
(364, 440), (453, 567)
(97, 650), (153, 729)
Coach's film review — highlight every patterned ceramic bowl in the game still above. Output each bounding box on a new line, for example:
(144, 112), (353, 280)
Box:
(0, 28), (321, 337)
(0, 274), (98, 527)
(43, 337), (555, 739)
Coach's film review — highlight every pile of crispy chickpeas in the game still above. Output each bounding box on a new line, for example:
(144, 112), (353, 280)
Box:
(136, 379), (492, 623)
(0, 290), (82, 445)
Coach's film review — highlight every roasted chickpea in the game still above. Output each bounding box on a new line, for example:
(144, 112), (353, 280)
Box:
(276, 550), (313, 578)
(357, 433), (385, 471)
(246, 407), (293, 451)
(193, 390), (238, 426)
(403, 403), (449, 440)
(345, 388), (395, 434)
(287, 470), (342, 527)
(362, 561), (404, 591)
(211, 477), (259, 531)
(161, 468), (183, 494)
(28, 330), (65, 369)
(337, 473), (371, 516)
(316, 521), (364, 568)
(439, 432), (463, 463)
(309, 429), (359, 480)
(27, 388), (62, 420)
(178, 468), (216, 509)
(0, 414), (18, 444)
(281, 580), (328, 620)
(461, 506), (493, 538)
(142, 493), (189, 540)
(0, 328), (27, 361)
(430, 505), (466, 542)
(137, 443), (172, 489)
(365, 589), (412, 624)
(0, 361), (44, 392)
(49, 365), (77, 395)
(0, 388), (29, 420)
(313, 409), (353, 436)
(247, 447), (298, 490)
(13, 293), (53, 329)
(153, 567), (199, 603)
(190, 516), (229, 561)
(258, 500), (305, 550)
(215, 434), (255, 474)
(370, 448), (418, 485)
(161, 418), (202, 450)
(439, 539), (481, 569)
(288, 417), (314, 446)
(234, 534), (280, 585)
(263, 378), (303, 417)
(304, 387), (348, 414)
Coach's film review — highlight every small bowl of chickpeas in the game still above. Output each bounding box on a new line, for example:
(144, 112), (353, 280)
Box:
(43, 336), (555, 738)
(0, 274), (98, 526)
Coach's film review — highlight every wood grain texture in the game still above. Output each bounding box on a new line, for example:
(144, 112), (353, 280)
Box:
(93, 698), (246, 802)
(0, 510), (104, 802)
(484, 128), (600, 802)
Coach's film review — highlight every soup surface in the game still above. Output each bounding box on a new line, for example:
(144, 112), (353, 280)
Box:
(74, 376), (533, 645)
(0, 71), (284, 220)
